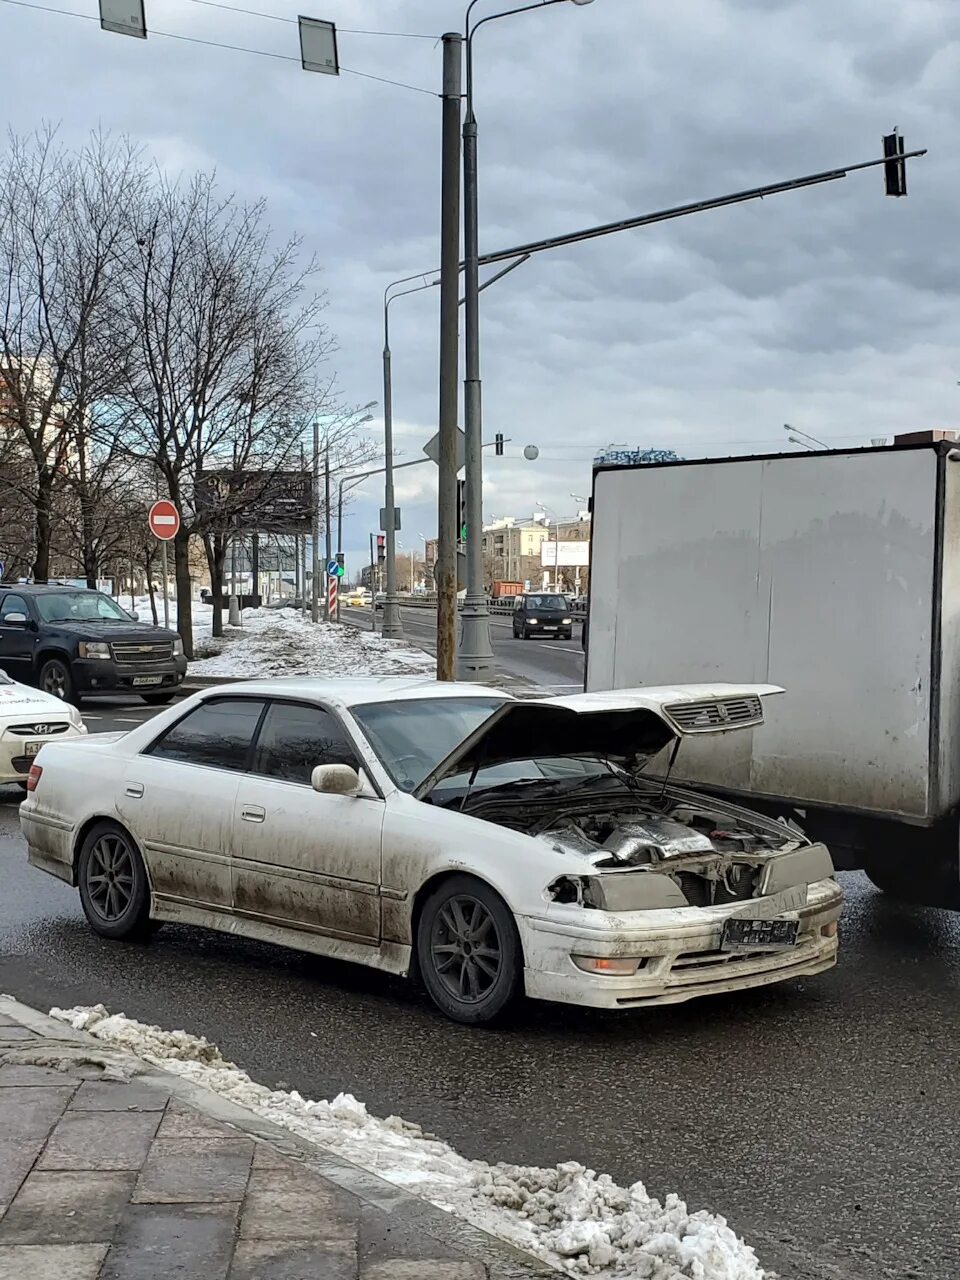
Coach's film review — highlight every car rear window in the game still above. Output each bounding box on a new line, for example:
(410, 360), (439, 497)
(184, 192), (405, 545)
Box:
(146, 698), (266, 772)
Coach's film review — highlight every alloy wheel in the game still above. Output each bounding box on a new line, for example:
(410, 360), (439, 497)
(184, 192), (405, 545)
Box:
(85, 833), (136, 923)
(42, 664), (67, 699)
(429, 894), (503, 1004)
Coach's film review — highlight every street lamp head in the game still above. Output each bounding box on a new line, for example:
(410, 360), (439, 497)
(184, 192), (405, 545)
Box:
(523, 444), (539, 461)
(570, 0), (596, 5)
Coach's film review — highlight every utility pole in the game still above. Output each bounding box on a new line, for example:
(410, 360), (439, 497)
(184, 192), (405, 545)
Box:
(311, 421), (321, 623)
(436, 31), (463, 680)
(457, 24), (495, 678)
(324, 441), (333, 619)
(381, 318), (402, 637)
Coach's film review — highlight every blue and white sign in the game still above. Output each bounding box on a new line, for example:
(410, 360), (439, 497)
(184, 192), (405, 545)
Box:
(326, 560), (339, 576)
(0, 561), (5, 578)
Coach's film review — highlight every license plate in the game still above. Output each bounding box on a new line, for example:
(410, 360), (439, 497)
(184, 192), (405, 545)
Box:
(25, 740), (43, 757)
(721, 917), (800, 952)
(132, 676), (163, 687)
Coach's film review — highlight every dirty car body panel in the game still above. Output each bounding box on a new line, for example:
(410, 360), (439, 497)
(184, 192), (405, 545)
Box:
(20, 677), (842, 1016)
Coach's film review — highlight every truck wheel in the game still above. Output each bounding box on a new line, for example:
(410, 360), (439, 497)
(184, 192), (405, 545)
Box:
(39, 658), (79, 706)
(864, 858), (960, 910)
(141, 692), (175, 706)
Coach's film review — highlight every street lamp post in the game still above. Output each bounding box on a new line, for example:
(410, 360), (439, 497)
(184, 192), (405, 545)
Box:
(536, 502), (560, 590)
(458, 0), (595, 678)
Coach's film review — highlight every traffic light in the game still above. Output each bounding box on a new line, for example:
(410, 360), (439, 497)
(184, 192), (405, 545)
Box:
(335, 552), (344, 569)
(457, 479), (467, 546)
(376, 535), (385, 564)
(495, 432), (504, 457)
(882, 130), (907, 197)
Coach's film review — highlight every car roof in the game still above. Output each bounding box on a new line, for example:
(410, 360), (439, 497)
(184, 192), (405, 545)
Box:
(0, 584), (97, 594)
(196, 676), (512, 711)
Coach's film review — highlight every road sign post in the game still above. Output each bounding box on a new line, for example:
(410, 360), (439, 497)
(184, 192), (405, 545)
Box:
(148, 501), (180, 631)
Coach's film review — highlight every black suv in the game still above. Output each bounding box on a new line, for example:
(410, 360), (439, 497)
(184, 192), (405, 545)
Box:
(511, 593), (574, 640)
(0, 585), (187, 706)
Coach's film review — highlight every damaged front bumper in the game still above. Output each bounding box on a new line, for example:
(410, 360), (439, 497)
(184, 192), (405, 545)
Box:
(518, 876), (842, 1009)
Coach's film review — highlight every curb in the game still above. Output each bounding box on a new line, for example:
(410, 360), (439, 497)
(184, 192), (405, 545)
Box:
(0, 995), (556, 1279)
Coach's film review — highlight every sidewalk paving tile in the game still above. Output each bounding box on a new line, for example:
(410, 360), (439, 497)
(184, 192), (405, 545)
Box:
(239, 1167), (358, 1244)
(0, 1087), (75, 1202)
(0, 1170), (136, 1245)
(69, 1080), (170, 1112)
(0, 1065), (85, 1087)
(132, 1136), (254, 1204)
(361, 1264), (487, 1280)
(0, 1242), (109, 1280)
(37, 1110), (160, 1171)
(229, 1238), (356, 1280)
(101, 1203), (239, 1280)
(157, 1100), (241, 1140)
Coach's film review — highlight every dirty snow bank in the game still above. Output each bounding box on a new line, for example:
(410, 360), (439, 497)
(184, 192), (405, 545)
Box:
(50, 1004), (769, 1280)
(189, 605), (434, 679)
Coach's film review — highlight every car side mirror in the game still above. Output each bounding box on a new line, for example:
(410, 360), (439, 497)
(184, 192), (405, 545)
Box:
(130, 611), (140, 622)
(311, 763), (361, 796)
(2, 612), (28, 625)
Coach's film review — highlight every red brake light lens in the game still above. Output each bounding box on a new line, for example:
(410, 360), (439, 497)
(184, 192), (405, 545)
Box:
(26, 764), (43, 793)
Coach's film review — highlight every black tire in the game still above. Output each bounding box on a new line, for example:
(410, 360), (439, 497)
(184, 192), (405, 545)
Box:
(39, 657), (79, 706)
(416, 874), (522, 1025)
(864, 859), (960, 909)
(77, 821), (155, 941)
(141, 692), (175, 706)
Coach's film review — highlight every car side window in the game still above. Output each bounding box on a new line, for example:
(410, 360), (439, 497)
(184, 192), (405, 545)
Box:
(252, 701), (360, 785)
(146, 698), (266, 772)
(0, 595), (29, 622)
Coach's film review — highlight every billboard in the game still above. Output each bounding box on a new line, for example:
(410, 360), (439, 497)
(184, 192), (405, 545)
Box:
(593, 446), (682, 468)
(540, 540), (590, 568)
(195, 470), (315, 533)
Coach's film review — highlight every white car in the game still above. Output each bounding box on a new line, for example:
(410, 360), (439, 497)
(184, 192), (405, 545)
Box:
(0, 671), (87, 790)
(20, 678), (842, 1024)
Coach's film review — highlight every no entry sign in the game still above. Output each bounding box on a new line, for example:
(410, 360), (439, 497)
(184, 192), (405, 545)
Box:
(149, 500), (180, 541)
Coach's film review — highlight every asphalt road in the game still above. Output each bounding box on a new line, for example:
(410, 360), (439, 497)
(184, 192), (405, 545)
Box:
(1, 700), (958, 1279)
(344, 603), (585, 692)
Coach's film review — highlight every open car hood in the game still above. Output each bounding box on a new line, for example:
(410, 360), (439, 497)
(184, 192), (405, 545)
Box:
(412, 683), (783, 799)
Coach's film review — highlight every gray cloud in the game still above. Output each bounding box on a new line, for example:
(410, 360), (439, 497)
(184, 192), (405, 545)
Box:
(1, 0), (957, 574)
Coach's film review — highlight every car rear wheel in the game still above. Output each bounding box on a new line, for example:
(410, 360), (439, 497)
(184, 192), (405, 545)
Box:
(416, 875), (521, 1025)
(77, 822), (156, 941)
(39, 657), (79, 706)
(141, 692), (175, 706)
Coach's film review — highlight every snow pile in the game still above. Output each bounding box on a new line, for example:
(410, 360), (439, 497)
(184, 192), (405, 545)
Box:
(50, 1004), (769, 1280)
(125, 595), (433, 679)
(189, 606), (434, 679)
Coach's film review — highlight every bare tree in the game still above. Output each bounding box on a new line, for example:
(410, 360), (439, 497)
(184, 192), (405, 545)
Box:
(0, 127), (147, 581)
(113, 171), (357, 655)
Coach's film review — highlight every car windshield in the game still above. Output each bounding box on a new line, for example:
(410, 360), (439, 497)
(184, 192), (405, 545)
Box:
(35, 592), (131, 623)
(523, 595), (568, 611)
(351, 696), (507, 791)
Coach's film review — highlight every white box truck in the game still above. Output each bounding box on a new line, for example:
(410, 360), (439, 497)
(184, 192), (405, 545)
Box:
(587, 440), (960, 909)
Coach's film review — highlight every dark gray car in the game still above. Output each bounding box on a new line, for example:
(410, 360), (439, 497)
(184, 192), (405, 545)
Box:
(511, 593), (574, 640)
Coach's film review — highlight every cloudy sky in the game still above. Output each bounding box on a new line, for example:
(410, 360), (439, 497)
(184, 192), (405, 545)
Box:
(2, 0), (958, 575)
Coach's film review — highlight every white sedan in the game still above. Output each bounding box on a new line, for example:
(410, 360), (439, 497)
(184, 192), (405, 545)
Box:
(0, 671), (86, 790)
(20, 678), (841, 1024)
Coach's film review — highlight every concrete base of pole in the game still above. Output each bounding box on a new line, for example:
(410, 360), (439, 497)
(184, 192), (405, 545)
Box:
(456, 599), (496, 680)
(228, 595), (241, 626)
(381, 595), (404, 639)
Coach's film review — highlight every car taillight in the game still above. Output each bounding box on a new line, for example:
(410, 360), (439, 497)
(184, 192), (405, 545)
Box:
(26, 764), (43, 793)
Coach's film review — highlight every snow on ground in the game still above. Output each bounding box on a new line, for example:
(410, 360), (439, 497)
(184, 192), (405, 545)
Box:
(132, 596), (434, 680)
(50, 1004), (769, 1280)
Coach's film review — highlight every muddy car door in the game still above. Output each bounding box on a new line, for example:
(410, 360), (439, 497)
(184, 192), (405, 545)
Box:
(121, 696), (267, 912)
(231, 699), (384, 943)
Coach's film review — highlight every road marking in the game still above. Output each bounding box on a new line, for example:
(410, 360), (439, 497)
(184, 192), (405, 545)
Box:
(539, 644), (582, 654)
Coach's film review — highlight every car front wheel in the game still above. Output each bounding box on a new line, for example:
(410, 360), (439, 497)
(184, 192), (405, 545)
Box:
(77, 822), (156, 941)
(39, 657), (79, 706)
(416, 874), (521, 1024)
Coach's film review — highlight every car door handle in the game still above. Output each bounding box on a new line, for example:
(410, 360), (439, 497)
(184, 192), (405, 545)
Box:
(125, 783), (144, 799)
(241, 805), (266, 823)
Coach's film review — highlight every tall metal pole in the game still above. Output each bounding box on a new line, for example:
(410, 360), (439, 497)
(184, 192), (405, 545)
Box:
(457, 23), (495, 679)
(369, 532), (377, 632)
(436, 31), (463, 681)
(381, 310), (403, 638)
(324, 441), (333, 620)
(160, 539), (170, 629)
(311, 420), (321, 623)
(336, 479), (344, 621)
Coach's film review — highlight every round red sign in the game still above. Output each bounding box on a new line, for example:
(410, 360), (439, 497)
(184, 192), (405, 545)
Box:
(148, 500), (181, 541)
